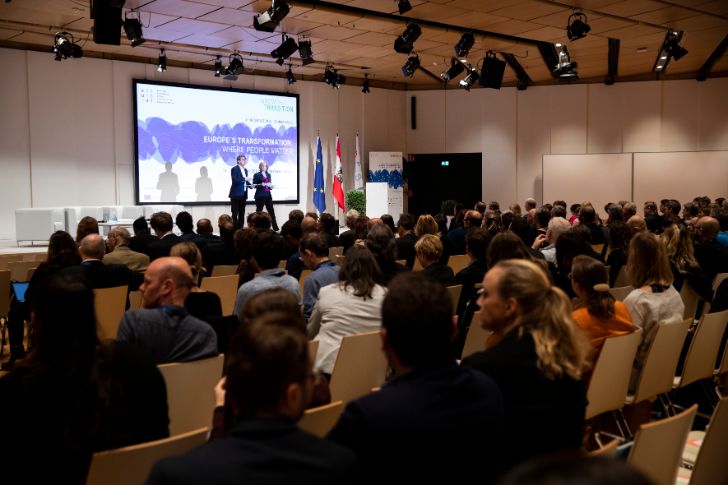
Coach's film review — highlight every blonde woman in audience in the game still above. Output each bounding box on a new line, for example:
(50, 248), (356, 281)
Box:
(623, 232), (684, 389)
(171, 241), (222, 322)
(463, 259), (589, 469)
(414, 214), (439, 238)
(415, 234), (455, 286)
(308, 245), (387, 377)
(661, 221), (709, 296)
(570, 255), (635, 378)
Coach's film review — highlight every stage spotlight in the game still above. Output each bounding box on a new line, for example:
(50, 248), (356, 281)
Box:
(454, 32), (475, 59)
(298, 36), (314, 65)
(397, 0), (412, 15)
(665, 31), (688, 61)
(156, 49), (167, 72)
(440, 57), (465, 82)
(52, 32), (83, 61)
(479, 51), (506, 89)
(362, 74), (370, 93)
(394, 21), (421, 54)
(214, 56), (223, 77)
(553, 43), (578, 79)
(254, 0), (290, 32)
(323, 65), (345, 89)
(459, 67), (479, 90)
(402, 53), (420, 77)
(566, 11), (590, 41)
(286, 64), (296, 85)
(271, 34), (298, 65)
(225, 53), (244, 79)
(123, 12), (145, 47)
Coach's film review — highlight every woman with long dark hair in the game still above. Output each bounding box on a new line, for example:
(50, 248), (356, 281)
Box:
(0, 273), (168, 483)
(307, 245), (387, 376)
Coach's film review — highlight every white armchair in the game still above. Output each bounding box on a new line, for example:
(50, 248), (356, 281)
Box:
(15, 208), (66, 245)
(143, 205), (185, 219)
(64, 206), (105, 233)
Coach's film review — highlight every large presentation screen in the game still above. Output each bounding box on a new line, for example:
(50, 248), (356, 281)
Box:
(133, 80), (299, 205)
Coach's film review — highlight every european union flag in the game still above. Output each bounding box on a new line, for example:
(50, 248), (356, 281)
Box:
(313, 136), (326, 213)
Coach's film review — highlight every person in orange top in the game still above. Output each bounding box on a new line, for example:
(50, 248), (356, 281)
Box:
(570, 254), (636, 381)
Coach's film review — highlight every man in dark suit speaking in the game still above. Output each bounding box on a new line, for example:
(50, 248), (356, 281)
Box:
(229, 154), (250, 229)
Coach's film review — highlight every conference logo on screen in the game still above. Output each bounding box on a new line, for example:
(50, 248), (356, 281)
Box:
(262, 98), (294, 113)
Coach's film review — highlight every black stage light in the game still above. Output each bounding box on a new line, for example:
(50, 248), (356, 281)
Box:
(665, 31), (688, 61)
(157, 49), (167, 72)
(271, 35), (298, 65)
(394, 21), (421, 54)
(123, 13), (145, 47)
(454, 32), (475, 58)
(362, 74), (370, 93)
(402, 53), (420, 77)
(459, 67), (479, 90)
(479, 51), (506, 89)
(566, 12), (591, 41)
(52, 32), (83, 61)
(440, 57), (465, 82)
(286, 64), (296, 85)
(254, 0), (290, 32)
(225, 53), (244, 80)
(298, 36), (314, 65)
(214, 56), (223, 77)
(553, 43), (578, 79)
(397, 0), (412, 15)
(323, 65), (345, 88)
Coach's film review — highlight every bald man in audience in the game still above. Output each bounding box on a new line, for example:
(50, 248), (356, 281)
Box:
(626, 215), (647, 237)
(103, 226), (150, 272)
(286, 216), (318, 279)
(62, 234), (139, 289)
(193, 218), (220, 252)
(117, 256), (218, 364)
(694, 216), (728, 283)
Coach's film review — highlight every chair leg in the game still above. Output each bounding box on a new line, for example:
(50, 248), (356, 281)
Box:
(616, 409), (634, 441)
(0, 317), (6, 357)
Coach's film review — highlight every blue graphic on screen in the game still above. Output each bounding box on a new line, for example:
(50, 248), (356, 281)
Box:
(134, 81), (299, 205)
(368, 169), (403, 189)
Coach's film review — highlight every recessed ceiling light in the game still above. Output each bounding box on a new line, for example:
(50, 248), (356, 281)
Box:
(636, 47), (648, 53)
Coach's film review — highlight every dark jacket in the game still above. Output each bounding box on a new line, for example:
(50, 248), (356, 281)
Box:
(61, 260), (140, 290)
(253, 171), (273, 199)
(420, 261), (455, 287)
(395, 231), (417, 268)
(229, 165), (249, 199)
(147, 233), (181, 261)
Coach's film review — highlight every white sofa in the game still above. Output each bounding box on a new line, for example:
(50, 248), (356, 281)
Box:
(15, 208), (66, 245)
(143, 205), (185, 219)
(64, 206), (105, 234)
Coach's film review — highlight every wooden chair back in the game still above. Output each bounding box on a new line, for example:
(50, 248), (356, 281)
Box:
(210, 264), (238, 277)
(628, 319), (690, 404)
(278, 259), (287, 269)
(0, 254), (23, 270)
(685, 397), (728, 485)
(200, 275), (238, 316)
(0, 270), (11, 319)
(675, 310), (728, 389)
(460, 312), (493, 360)
(128, 290), (143, 310)
(447, 254), (470, 274)
(94, 285), (128, 340)
(412, 258), (423, 271)
(8, 261), (37, 282)
(679, 282), (701, 321)
(586, 329), (642, 419)
(299, 269), (313, 296)
(335, 255), (345, 266)
(446, 285), (462, 314)
(395, 259), (406, 266)
(158, 354), (224, 436)
(329, 331), (388, 404)
(297, 401), (344, 438)
(308, 339), (319, 362)
(585, 438), (619, 458)
(627, 404), (697, 485)
(85, 427), (208, 485)
(608, 285), (633, 301)
(613, 265), (630, 288)
(328, 246), (343, 260)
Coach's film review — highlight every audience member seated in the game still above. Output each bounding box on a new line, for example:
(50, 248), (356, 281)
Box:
(395, 213), (417, 268)
(623, 232), (684, 390)
(662, 222), (710, 298)
(280, 218), (302, 259)
(570, 255), (635, 379)
(117, 256), (218, 364)
(147, 212), (181, 260)
(233, 231), (300, 316)
(288, 209), (304, 223)
(553, 229), (601, 297)
(577, 204), (605, 245)
(0, 273), (169, 484)
(247, 211), (272, 232)
(694, 216), (728, 284)
(568, 203), (580, 225)
(103, 226), (150, 273)
(62, 234), (139, 289)
(148, 313), (357, 484)
(129, 216), (157, 256)
(366, 223), (409, 285)
(300, 233), (339, 320)
(75, 215), (99, 243)
(463, 259), (588, 471)
(192, 218), (220, 252)
(317, 212), (340, 249)
(716, 208), (728, 248)
(307, 245), (386, 376)
(447, 210), (483, 255)
(416, 234), (454, 287)
(627, 214), (647, 237)
(338, 209), (359, 254)
(487, 231), (534, 269)
(531, 216), (570, 266)
(171, 242), (222, 321)
(176, 211), (196, 241)
(202, 222), (241, 275)
(643, 200), (662, 233)
(328, 272), (504, 482)
(286, 216), (317, 280)
(604, 220), (630, 286)
(454, 229), (490, 317)
(233, 227), (257, 286)
(3, 230), (81, 370)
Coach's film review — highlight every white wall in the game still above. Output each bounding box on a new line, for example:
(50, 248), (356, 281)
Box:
(406, 77), (728, 208)
(0, 48), (406, 240)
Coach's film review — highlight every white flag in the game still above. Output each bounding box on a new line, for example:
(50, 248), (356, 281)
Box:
(354, 133), (363, 189)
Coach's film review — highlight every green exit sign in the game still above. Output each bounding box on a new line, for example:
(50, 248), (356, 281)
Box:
(441, 160), (449, 166)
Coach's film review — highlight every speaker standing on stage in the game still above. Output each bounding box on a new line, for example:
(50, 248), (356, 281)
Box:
(253, 160), (279, 231)
(229, 154), (250, 229)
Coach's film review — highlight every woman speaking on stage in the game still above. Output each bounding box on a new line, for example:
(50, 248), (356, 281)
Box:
(252, 160), (279, 231)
